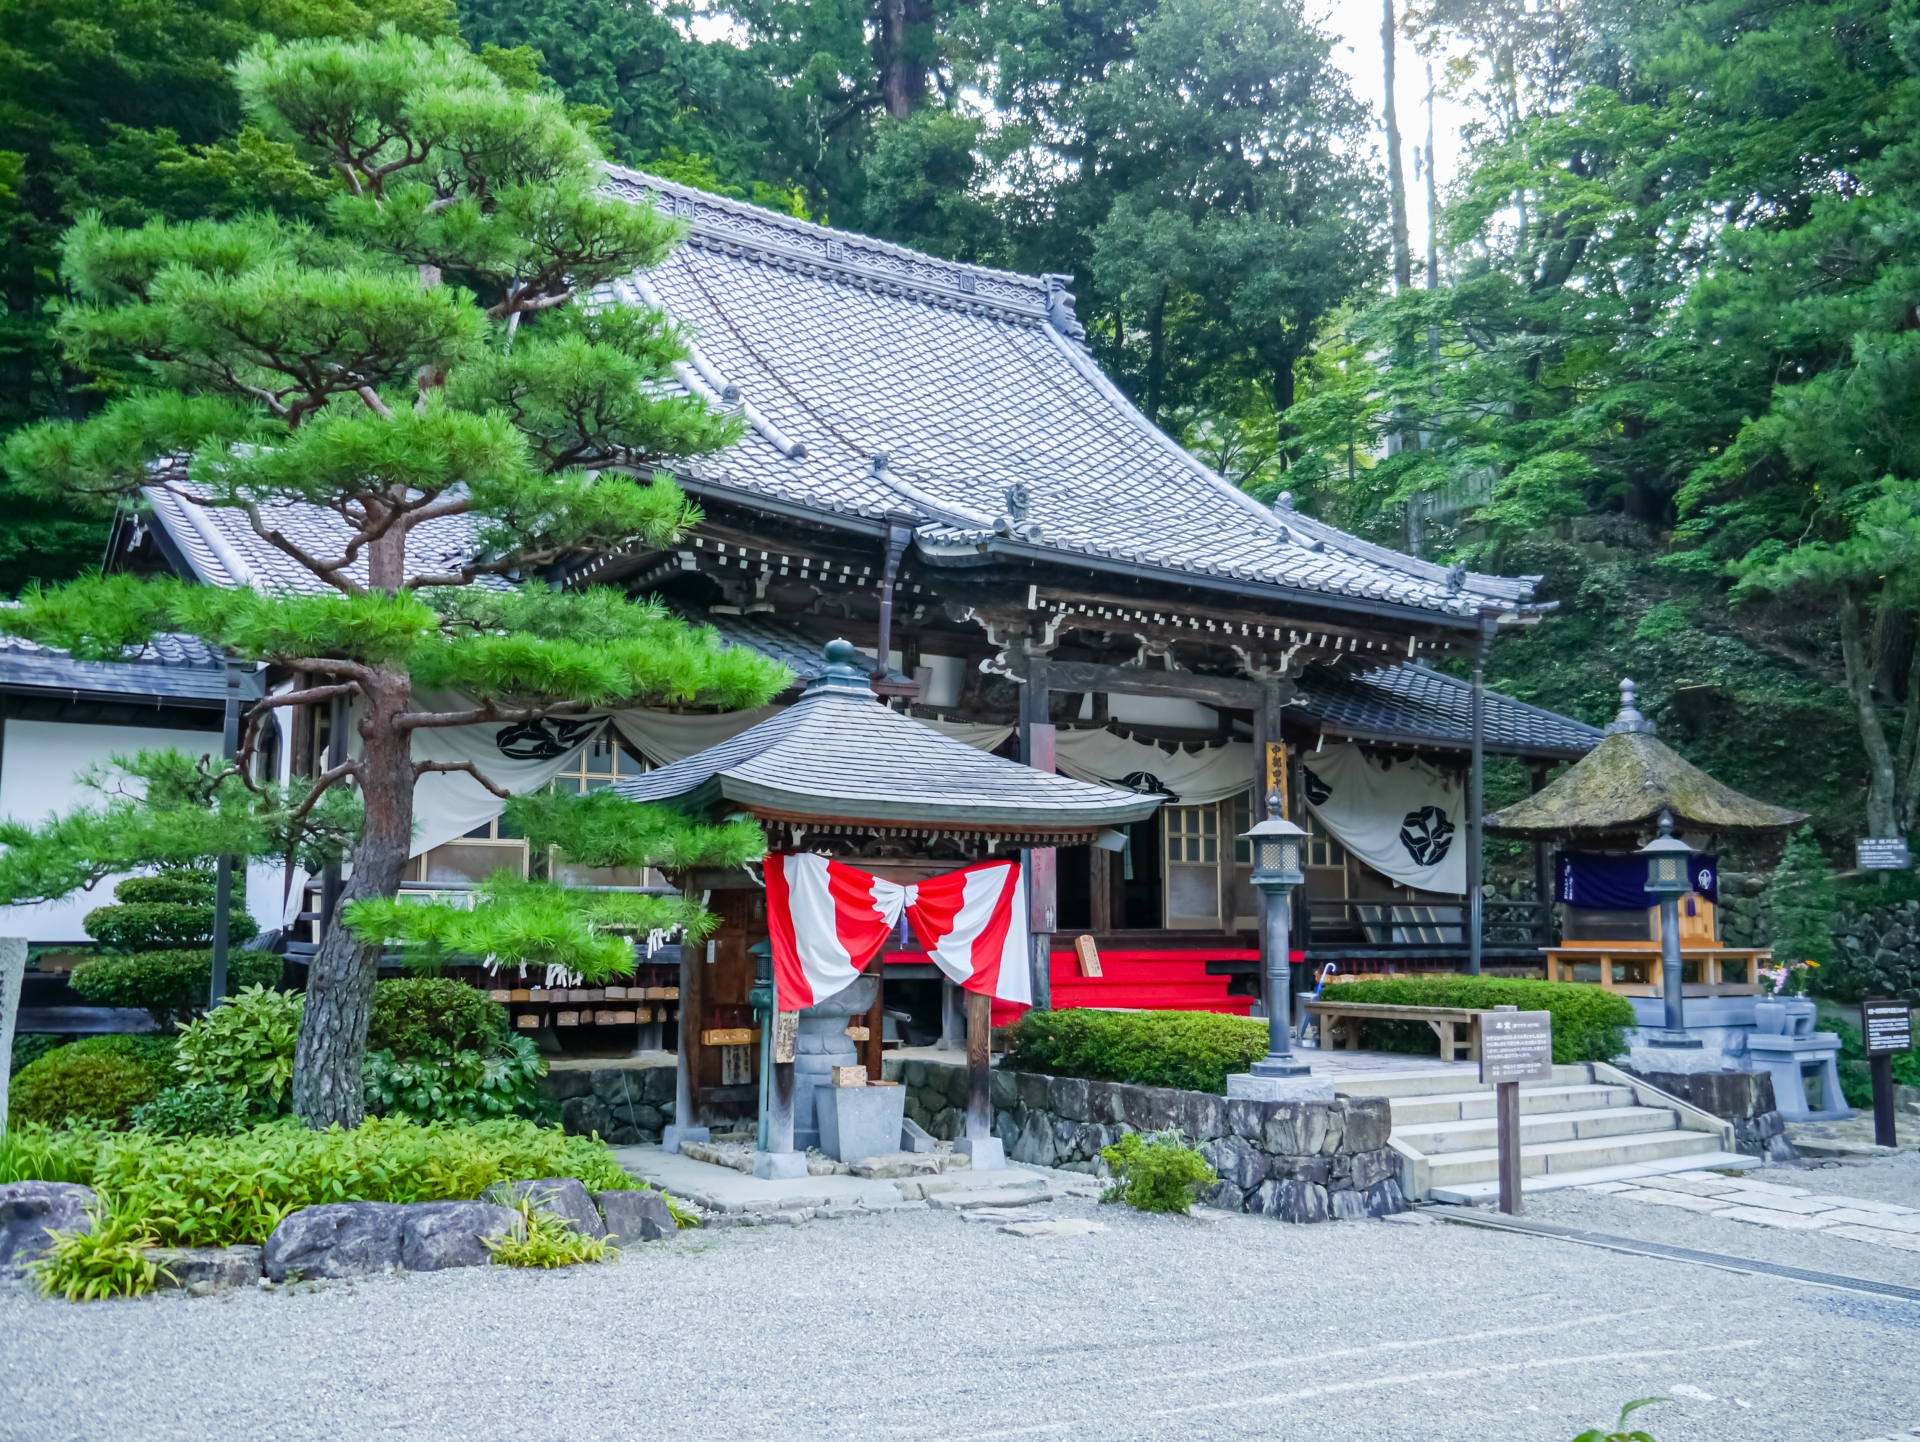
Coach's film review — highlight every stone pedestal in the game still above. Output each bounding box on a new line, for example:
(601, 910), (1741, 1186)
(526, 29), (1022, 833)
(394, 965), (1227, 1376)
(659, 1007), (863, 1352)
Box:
(1227, 1073), (1335, 1102)
(955, 1136), (1005, 1169)
(660, 1125), (709, 1155)
(751, 1150), (809, 1179)
(815, 1083), (906, 1164)
(1625, 1045), (1739, 1077)
(1745, 1032), (1852, 1121)
(792, 977), (878, 1153)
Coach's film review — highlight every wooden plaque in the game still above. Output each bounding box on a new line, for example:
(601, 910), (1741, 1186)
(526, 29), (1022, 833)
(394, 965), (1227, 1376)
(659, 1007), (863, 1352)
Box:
(701, 1027), (755, 1047)
(1864, 999), (1913, 1056)
(1479, 1010), (1552, 1084)
(1074, 935), (1102, 977)
(774, 1011), (798, 1063)
(1265, 742), (1289, 818)
(831, 1064), (869, 1087)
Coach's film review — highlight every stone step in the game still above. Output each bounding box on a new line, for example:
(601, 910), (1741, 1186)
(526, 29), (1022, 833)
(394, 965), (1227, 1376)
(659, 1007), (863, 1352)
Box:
(1333, 1063), (1594, 1099)
(1389, 1083), (1636, 1126)
(1428, 1151), (1759, 1203)
(1423, 1129), (1723, 1188)
(926, 1188), (1054, 1211)
(1393, 1105), (1679, 1156)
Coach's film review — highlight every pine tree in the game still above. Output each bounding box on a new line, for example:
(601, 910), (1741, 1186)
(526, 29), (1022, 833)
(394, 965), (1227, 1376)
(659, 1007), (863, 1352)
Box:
(1767, 825), (1837, 982)
(0, 31), (787, 1127)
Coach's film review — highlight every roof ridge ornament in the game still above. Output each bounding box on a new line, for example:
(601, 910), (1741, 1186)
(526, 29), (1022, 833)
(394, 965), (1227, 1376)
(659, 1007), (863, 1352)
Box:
(994, 479), (1043, 543)
(1603, 677), (1658, 736)
(809, 638), (880, 696)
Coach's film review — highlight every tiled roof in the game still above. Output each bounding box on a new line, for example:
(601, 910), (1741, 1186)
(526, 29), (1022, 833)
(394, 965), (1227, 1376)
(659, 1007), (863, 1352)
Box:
(1294, 663), (1601, 758)
(606, 168), (1537, 622)
(681, 607), (912, 689)
(616, 649), (1158, 831)
(0, 630), (261, 704)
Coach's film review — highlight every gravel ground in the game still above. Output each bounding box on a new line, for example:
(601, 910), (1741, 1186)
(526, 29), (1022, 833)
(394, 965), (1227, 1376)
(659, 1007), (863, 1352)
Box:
(5, 1192), (1920, 1442)
(1522, 1154), (1920, 1289)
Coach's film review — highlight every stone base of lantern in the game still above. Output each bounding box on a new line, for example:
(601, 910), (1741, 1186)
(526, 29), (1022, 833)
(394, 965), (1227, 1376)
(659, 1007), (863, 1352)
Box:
(751, 1150), (809, 1180)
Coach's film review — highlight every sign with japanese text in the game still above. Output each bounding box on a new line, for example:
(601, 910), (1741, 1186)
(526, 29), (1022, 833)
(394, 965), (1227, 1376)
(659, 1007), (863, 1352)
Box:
(1479, 1010), (1553, 1084)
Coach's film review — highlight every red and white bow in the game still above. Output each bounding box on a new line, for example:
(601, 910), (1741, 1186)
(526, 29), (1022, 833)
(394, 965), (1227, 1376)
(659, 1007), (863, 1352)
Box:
(764, 853), (1031, 1010)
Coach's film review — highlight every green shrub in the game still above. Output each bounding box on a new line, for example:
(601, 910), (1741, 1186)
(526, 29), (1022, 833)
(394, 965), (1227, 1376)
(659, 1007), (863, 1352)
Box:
(1769, 826), (1837, 980)
(11, 1045), (171, 1127)
(1831, 1017), (1920, 1108)
(174, 986), (303, 1116)
(1003, 1009), (1270, 1093)
(92, 1115), (635, 1249)
(30, 1198), (173, 1302)
(365, 1035), (545, 1123)
(0, 1121), (113, 1184)
(82, 901), (258, 952)
(130, 1083), (253, 1137)
(113, 872), (216, 906)
(369, 976), (507, 1054)
(1309, 977), (1635, 1063)
(69, 948), (281, 1024)
(484, 1197), (614, 1268)
(10, 1032), (67, 1076)
(1099, 1130), (1217, 1213)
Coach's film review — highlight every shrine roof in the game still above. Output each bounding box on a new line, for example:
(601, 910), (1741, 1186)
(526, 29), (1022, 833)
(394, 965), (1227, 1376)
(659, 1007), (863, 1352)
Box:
(1295, 663), (1602, 760)
(615, 642), (1159, 833)
(0, 624), (260, 706)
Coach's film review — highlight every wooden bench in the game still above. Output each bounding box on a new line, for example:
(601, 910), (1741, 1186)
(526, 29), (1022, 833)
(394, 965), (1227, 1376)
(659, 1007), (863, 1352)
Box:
(1303, 1000), (1483, 1062)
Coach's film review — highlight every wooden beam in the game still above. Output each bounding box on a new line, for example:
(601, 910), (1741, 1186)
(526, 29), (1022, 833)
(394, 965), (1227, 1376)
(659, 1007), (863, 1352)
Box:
(1027, 658), (1278, 710)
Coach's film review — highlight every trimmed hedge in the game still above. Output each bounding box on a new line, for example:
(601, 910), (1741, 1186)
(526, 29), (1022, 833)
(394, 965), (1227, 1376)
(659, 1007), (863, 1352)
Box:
(1316, 977), (1635, 1063)
(1002, 1009), (1270, 1094)
(10, 1036), (178, 1127)
(69, 948), (281, 1023)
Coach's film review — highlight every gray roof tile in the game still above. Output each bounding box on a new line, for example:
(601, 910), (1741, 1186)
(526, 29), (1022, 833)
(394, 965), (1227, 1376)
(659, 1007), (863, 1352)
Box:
(1294, 663), (1601, 758)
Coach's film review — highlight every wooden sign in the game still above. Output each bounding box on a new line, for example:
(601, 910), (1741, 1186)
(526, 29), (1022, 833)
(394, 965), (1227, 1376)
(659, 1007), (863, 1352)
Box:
(1864, 999), (1913, 1056)
(1074, 935), (1102, 977)
(774, 1011), (798, 1063)
(831, 1065), (869, 1087)
(1265, 742), (1289, 819)
(1479, 1010), (1553, 1084)
(701, 1027), (754, 1046)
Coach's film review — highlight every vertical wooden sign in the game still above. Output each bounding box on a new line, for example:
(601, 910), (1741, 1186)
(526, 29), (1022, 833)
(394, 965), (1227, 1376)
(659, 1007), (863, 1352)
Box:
(1265, 742), (1289, 819)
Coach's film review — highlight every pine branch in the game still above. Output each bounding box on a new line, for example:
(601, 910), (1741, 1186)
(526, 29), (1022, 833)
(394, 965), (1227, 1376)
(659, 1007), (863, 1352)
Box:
(413, 758), (512, 798)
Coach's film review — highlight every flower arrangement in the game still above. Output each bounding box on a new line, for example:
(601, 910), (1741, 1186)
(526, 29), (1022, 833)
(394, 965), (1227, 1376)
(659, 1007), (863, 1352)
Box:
(1759, 958), (1818, 997)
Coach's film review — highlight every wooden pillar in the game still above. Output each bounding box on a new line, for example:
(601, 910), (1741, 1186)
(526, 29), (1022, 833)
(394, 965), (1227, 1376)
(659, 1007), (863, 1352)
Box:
(863, 958), (885, 1078)
(1530, 764), (1552, 945)
(1089, 845), (1111, 933)
(1022, 668), (1056, 1010)
(939, 978), (963, 1050)
(966, 989), (991, 1139)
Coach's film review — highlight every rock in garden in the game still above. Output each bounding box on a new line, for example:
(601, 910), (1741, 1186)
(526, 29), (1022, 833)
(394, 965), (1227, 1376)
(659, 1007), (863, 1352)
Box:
(399, 1202), (523, 1271)
(143, 1245), (264, 1293)
(1329, 1187), (1369, 1221)
(264, 1202), (406, 1281)
(594, 1189), (675, 1243)
(0, 1181), (95, 1275)
(483, 1177), (606, 1238)
(1365, 1179), (1407, 1217)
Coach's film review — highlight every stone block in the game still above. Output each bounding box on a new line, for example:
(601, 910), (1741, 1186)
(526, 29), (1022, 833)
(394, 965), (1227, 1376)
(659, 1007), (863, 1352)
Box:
(1365, 1179), (1407, 1217)
(1268, 1154), (1329, 1187)
(901, 1117), (938, 1153)
(1261, 1103), (1328, 1157)
(994, 1110), (1020, 1149)
(1201, 1180), (1246, 1213)
(1052, 1116), (1082, 1158)
(752, 1151), (809, 1180)
(1183, 1091), (1227, 1142)
(990, 1070), (1018, 1111)
(560, 1096), (611, 1139)
(816, 1082), (907, 1164)
(1254, 1178), (1329, 1224)
(1330, 1188), (1369, 1221)
(538, 1070), (593, 1101)
(145, 1244), (265, 1293)
(954, 1136), (1004, 1170)
(641, 1066), (677, 1105)
(1071, 1123), (1114, 1164)
(1016, 1070), (1052, 1112)
(1010, 1110), (1058, 1167)
(1226, 1098), (1269, 1141)
(1048, 1075), (1091, 1122)
(483, 1177), (606, 1239)
(1350, 1147), (1397, 1192)
(943, 1065), (971, 1107)
(1086, 1080), (1123, 1126)
(265, 1202), (406, 1281)
(594, 1189), (676, 1244)
(1341, 1098), (1392, 1154)
(1200, 1136), (1267, 1194)
(0, 1181), (94, 1277)
(932, 1105), (963, 1140)
(1319, 1103), (1346, 1155)
(903, 1060), (928, 1090)
(1226, 1074), (1335, 1103)
(400, 1202), (523, 1270)
(1124, 1084), (1177, 1134)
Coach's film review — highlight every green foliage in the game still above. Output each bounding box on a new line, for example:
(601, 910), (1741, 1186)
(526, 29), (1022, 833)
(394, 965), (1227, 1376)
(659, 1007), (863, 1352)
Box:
(69, 949), (281, 1024)
(1770, 827), (1840, 973)
(1099, 1129), (1217, 1213)
(10, 1037), (175, 1128)
(31, 1200), (173, 1303)
(174, 986), (304, 1116)
(1002, 1009), (1270, 1094)
(368, 977), (507, 1054)
(1831, 1017), (1920, 1108)
(90, 1115), (632, 1249)
(0, 1122), (113, 1186)
(9, 1033), (66, 1077)
(483, 1196), (614, 1267)
(363, 1036), (545, 1123)
(129, 1083), (254, 1138)
(505, 787), (767, 871)
(1314, 978), (1635, 1063)
(1570, 1398), (1667, 1442)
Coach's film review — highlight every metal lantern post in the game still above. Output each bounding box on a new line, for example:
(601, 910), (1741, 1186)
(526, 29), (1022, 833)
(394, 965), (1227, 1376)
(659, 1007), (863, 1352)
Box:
(1242, 798), (1312, 1078)
(1639, 811), (1702, 1049)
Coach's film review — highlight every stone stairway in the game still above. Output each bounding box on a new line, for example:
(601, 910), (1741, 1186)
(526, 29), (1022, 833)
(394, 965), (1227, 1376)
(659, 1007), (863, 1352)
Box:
(1333, 1063), (1759, 1203)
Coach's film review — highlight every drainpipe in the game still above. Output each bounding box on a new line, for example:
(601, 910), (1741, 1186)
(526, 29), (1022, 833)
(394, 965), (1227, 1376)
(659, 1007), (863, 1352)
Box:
(871, 503), (916, 685)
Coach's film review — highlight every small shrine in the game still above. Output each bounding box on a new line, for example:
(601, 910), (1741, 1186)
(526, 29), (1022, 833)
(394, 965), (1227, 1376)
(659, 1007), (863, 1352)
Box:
(614, 639), (1158, 1177)
(1486, 679), (1846, 1118)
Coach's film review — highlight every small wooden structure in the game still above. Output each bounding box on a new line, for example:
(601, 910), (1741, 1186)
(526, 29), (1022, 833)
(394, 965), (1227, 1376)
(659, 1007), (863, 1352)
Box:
(1486, 679), (1806, 999)
(615, 639), (1158, 1166)
(1306, 998), (1483, 1062)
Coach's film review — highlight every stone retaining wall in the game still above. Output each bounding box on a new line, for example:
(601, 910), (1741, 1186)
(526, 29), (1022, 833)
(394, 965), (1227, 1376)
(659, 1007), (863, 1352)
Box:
(884, 1058), (1405, 1223)
(541, 1064), (676, 1145)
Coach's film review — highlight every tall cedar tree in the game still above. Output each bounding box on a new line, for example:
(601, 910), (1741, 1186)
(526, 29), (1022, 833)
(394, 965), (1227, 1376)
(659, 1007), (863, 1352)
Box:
(0, 31), (787, 1127)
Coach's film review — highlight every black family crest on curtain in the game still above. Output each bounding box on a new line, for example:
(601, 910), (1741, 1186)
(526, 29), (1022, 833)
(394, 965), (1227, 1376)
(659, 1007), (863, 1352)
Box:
(1104, 771), (1179, 798)
(1398, 806), (1455, 867)
(1302, 768), (1330, 806)
(496, 717), (601, 760)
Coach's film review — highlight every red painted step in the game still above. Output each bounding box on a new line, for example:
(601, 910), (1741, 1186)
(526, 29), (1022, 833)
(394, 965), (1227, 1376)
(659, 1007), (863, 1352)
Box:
(989, 946), (1271, 1026)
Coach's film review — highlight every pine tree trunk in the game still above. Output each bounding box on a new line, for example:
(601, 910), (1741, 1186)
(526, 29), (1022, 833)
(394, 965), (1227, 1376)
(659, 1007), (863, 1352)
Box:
(1897, 621), (1920, 836)
(1839, 585), (1901, 838)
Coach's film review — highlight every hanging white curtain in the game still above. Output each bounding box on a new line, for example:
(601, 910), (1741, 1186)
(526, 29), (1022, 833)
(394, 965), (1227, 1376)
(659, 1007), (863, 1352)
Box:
(606, 703), (786, 766)
(1301, 743), (1465, 893)
(406, 690), (600, 858)
(911, 716), (1016, 753)
(1052, 729), (1255, 805)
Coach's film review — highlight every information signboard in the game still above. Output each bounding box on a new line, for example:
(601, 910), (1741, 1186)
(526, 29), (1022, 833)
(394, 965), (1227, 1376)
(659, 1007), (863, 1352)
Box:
(1479, 1010), (1553, 1085)
(1856, 838), (1911, 871)
(1864, 999), (1913, 1057)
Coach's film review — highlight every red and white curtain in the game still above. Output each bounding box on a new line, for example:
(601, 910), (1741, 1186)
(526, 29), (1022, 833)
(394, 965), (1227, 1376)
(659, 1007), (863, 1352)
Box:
(764, 854), (1031, 1011)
